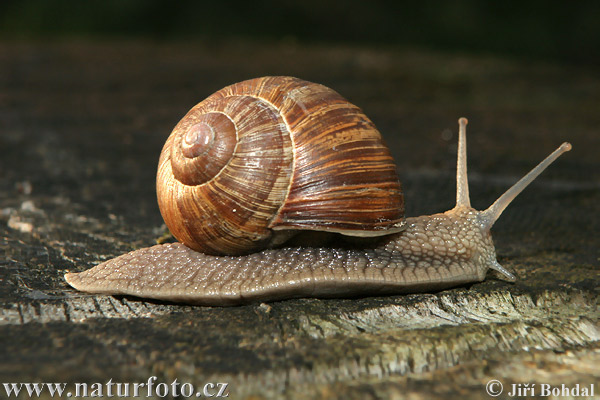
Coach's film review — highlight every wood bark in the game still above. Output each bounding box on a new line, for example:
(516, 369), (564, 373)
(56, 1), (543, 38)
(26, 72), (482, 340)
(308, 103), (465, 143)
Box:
(0, 41), (598, 399)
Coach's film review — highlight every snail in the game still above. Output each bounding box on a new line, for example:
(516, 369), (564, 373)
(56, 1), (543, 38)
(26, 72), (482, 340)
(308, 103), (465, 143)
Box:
(64, 76), (571, 306)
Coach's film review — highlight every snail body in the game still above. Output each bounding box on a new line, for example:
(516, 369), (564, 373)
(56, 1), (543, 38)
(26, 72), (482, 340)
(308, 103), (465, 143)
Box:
(65, 77), (571, 305)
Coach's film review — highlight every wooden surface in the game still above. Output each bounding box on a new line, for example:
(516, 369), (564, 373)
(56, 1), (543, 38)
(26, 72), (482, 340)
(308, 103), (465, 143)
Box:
(0, 40), (598, 399)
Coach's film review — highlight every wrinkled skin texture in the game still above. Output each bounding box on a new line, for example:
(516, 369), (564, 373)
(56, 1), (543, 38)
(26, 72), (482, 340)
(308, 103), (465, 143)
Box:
(65, 207), (498, 306)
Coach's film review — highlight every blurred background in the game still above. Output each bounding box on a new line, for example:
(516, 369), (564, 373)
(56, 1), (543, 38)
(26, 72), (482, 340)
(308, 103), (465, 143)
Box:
(1, 0), (599, 65)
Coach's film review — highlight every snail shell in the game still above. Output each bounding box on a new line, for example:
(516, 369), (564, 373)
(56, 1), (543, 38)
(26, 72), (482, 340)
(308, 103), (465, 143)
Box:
(157, 76), (405, 255)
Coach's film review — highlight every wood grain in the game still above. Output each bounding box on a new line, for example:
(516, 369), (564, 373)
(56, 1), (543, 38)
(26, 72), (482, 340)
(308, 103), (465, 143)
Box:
(0, 40), (597, 400)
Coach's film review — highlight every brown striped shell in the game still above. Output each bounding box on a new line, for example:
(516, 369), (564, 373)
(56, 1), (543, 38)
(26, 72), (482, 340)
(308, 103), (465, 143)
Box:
(157, 76), (405, 255)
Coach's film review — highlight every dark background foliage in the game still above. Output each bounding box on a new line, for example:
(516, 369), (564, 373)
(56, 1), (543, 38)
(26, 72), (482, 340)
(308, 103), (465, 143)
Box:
(1, 0), (598, 65)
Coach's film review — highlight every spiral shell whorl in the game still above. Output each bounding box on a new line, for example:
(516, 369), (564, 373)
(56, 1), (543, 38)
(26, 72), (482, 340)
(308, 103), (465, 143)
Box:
(170, 111), (237, 185)
(158, 86), (294, 255)
(157, 76), (404, 256)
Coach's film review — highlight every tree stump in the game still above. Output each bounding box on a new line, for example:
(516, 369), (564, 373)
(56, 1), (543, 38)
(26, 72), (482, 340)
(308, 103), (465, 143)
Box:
(1, 41), (598, 399)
